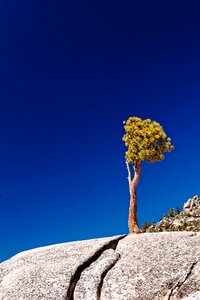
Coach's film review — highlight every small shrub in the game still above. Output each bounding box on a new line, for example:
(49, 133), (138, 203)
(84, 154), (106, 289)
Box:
(142, 222), (152, 232)
(175, 207), (180, 215)
(167, 208), (175, 218)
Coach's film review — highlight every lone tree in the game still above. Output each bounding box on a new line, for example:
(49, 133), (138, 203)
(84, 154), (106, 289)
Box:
(122, 117), (174, 234)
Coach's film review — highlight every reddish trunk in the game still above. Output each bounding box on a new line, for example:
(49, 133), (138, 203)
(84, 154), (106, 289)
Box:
(127, 161), (141, 234)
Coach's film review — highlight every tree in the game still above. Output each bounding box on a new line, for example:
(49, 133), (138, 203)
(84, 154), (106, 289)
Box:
(167, 208), (175, 218)
(175, 207), (180, 215)
(122, 117), (174, 234)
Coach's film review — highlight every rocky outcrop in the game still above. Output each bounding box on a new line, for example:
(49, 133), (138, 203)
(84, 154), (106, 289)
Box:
(0, 235), (124, 300)
(145, 195), (200, 233)
(0, 232), (199, 299)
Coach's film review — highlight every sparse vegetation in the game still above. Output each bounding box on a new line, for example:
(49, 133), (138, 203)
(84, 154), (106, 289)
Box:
(175, 207), (180, 215)
(142, 222), (152, 232)
(141, 198), (200, 233)
(167, 208), (175, 218)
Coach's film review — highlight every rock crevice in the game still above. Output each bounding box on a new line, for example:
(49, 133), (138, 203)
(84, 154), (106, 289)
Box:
(65, 235), (126, 300)
(164, 260), (199, 300)
(97, 253), (121, 300)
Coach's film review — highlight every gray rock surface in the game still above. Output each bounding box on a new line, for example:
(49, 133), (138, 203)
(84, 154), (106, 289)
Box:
(101, 232), (200, 300)
(182, 292), (200, 300)
(74, 249), (120, 300)
(0, 232), (199, 300)
(0, 235), (122, 300)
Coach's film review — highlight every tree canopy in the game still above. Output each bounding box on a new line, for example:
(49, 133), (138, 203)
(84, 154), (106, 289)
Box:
(122, 117), (174, 165)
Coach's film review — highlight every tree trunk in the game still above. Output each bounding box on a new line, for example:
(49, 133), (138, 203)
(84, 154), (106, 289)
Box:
(126, 161), (141, 234)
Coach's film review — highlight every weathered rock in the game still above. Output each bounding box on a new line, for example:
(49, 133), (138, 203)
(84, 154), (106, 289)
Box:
(74, 249), (120, 300)
(183, 196), (200, 211)
(101, 232), (200, 300)
(0, 235), (123, 300)
(182, 292), (200, 299)
(145, 195), (200, 233)
(0, 232), (199, 300)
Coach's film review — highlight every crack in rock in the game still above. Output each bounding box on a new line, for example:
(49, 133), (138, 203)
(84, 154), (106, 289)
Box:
(163, 261), (198, 300)
(97, 253), (121, 300)
(65, 235), (126, 300)
(74, 249), (120, 300)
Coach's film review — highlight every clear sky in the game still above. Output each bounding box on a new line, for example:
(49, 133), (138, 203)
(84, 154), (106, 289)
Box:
(0, 0), (200, 262)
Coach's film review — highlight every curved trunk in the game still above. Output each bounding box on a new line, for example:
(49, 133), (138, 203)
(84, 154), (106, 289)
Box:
(126, 161), (141, 234)
(128, 184), (140, 233)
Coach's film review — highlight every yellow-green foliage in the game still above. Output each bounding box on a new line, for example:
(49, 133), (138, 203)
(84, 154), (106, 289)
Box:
(122, 117), (174, 165)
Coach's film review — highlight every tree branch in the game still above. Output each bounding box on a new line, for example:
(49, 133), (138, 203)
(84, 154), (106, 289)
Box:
(126, 160), (132, 191)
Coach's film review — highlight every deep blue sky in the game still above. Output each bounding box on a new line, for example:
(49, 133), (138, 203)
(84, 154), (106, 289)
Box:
(0, 0), (200, 262)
